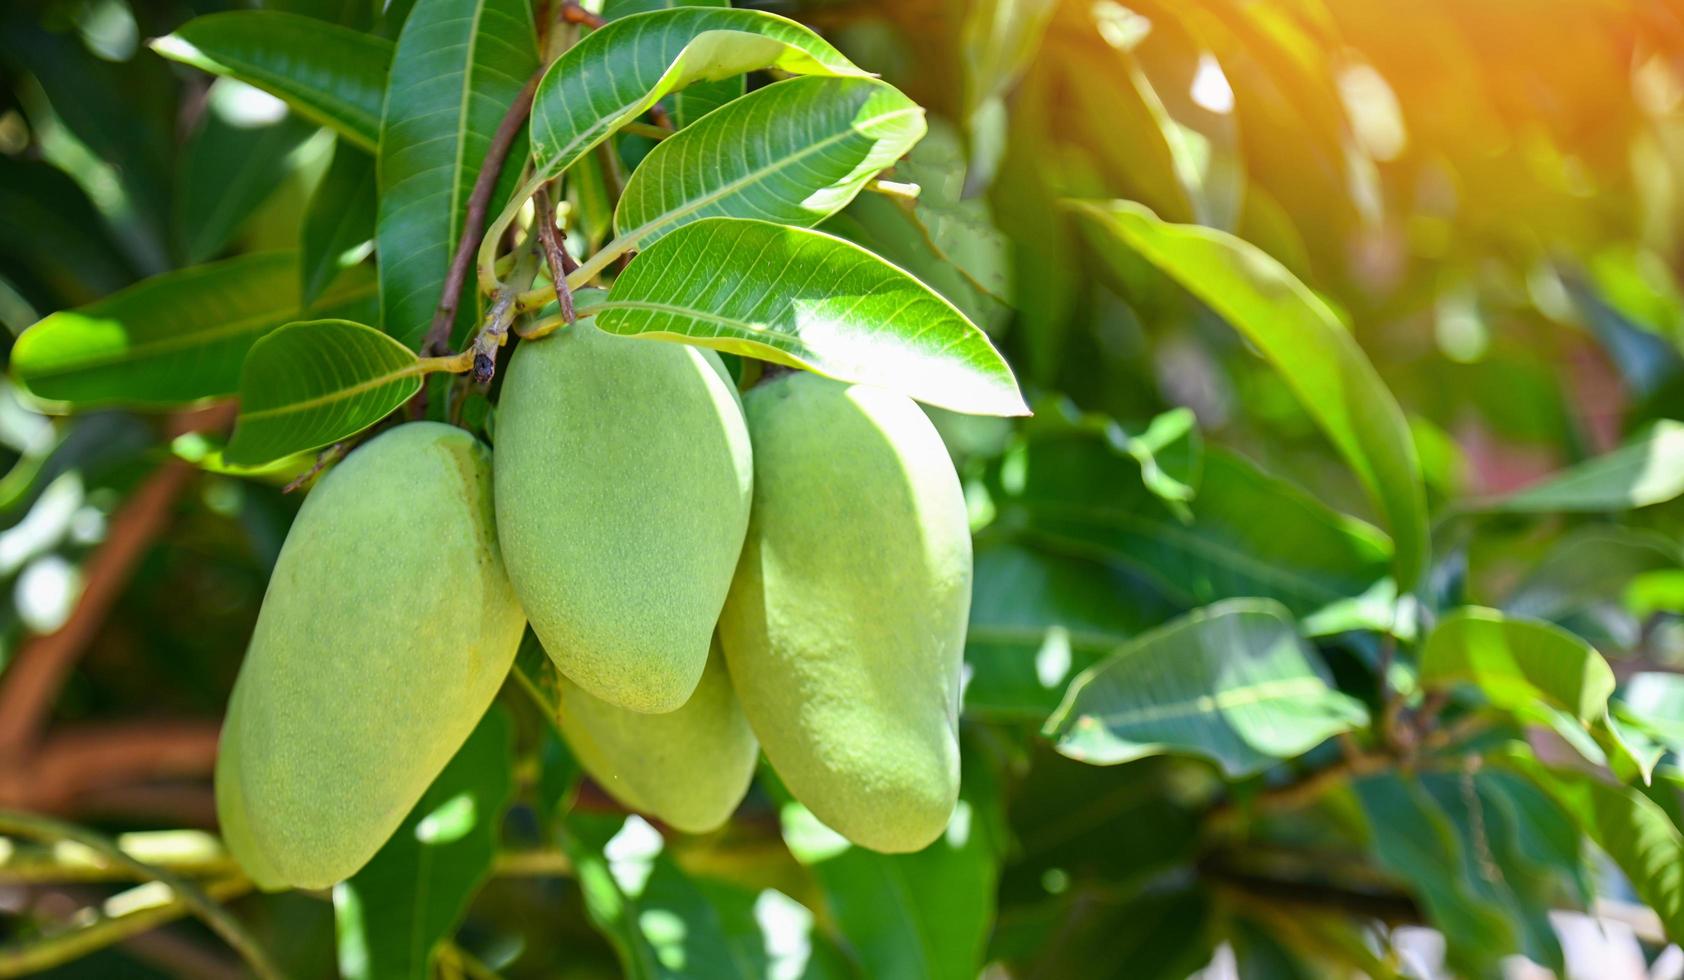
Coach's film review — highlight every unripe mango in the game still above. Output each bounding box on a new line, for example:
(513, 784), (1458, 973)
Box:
(494, 324), (753, 713)
(719, 373), (971, 853)
(218, 422), (525, 889)
(557, 638), (757, 833)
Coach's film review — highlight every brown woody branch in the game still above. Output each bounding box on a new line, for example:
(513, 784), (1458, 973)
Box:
(422, 68), (544, 357)
(533, 182), (577, 326)
(0, 460), (195, 755)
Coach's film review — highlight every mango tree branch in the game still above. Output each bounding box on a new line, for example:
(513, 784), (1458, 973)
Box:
(422, 67), (544, 357)
(0, 460), (194, 754)
(0, 875), (252, 978)
(0, 810), (278, 980)
(532, 182), (577, 327)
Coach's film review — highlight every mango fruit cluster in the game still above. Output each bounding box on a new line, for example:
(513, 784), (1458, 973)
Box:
(218, 324), (972, 889)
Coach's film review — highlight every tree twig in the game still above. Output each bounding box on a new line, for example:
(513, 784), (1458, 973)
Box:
(0, 811), (278, 980)
(0, 721), (219, 814)
(0, 875), (251, 978)
(422, 67), (545, 357)
(559, 1), (604, 29)
(0, 460), (194, 754)
(532, 182), (577, 327)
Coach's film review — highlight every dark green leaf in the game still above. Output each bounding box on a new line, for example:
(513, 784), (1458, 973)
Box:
(302, 142), (378, 305)
(1014, 443), (1391, 618)
(592, 218), (1027, 416)
(176, 82), (317, 263)
(1353, 774), (1515, 976)
(560, 812), (846, 979)
(615, 76), (925, 248)
(335, 705), (513, 980)
(779, 756), (1002, 980)
(224, 319), (425, 466)
(964, 544), (1173, 721)
(152, 12), (392, 151)
(11, 253), (377, 409)
(376, 0), (538, 349)
(1504, 751), (1684, 941)
(0, 156), (136, 305)
(1044, 599), (1368, 774)
(1418, 773), (1565, 972)
(1074, 200), (1429, 591)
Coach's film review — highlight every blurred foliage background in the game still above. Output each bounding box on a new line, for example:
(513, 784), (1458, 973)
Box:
(2, 0), (1684, 977)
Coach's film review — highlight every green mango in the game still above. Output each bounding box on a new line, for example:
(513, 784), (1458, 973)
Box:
(213, 684), (285, 891)
(557, 637), (757, 833)
(720, 373), (971, 853)
(494, 324), (753, 713)
(218, 422), (525, 889)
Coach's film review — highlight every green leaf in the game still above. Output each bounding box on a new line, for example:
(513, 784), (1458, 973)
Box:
(1417, 773), (1566, 973)
(335, 705), (513, 980)
(560, 812), (848, 979)
(1043, 599), (1369, 774)
(151, 12), (392, 151)
(835, 120), (1013, 335)
(592, 218), (1027, 416)
(11, 253), (377, 409)
(1618, 673), (1684, 755)
(1478, 420), (1684, 513)
(225, 320), (425, 467)
(1073, 200), (1430, 591)
(1504, 527), (1681, 640)
(1418, 607), (1615, 725)
(176, 81), (317, 263)
(615, 76), (925, 250)
(376, 0), (538, 349)
(301, 142), (378, 305)
(1504, 751), (1684, 941)
(964, 544), (1174, 721)
(1014, 442), (1391, 617)
(1352, 774), (1516, 976)
(526, 7), (865, 190)
(0, 156), (136, 305)
(778, 755), (1002, 980)
(600, 0), (741, 129)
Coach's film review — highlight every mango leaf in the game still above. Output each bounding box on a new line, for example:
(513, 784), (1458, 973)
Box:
(836, 121), (1013, 336)
(777, 754), (1002, 980)
(335, 705), (513, 980)
(1073, 200), (1429, 591)
(1504, 527), (1680, 638)
(1477, 420), (1684, 513)
(0, 156), (135, 306)
(1013, 442), (1391, 618)
(1418, 608), (1615, 726)
(560, 812), (850, 979)
(964, 544), (1174, 721)
(377, 0), (538, 349)
(525, 7), (864, 191)
(151, 12), (392, 151)
(225, 320), (424, 466)
(1417, 773), (1567, 973)
(600, 0), (740, 128)
(11, 253), (377, 409)
(302, 142), (378, 305)
(1352, 775), (1517, 976)
(176, 81), (317, 263)
(1620, 673), (1684, 754)
(1504, 750), (1684, 941)
(614, 76), (924, 249)
(592, 218), (1027, 416)
(1043, 599), (1368, 774)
